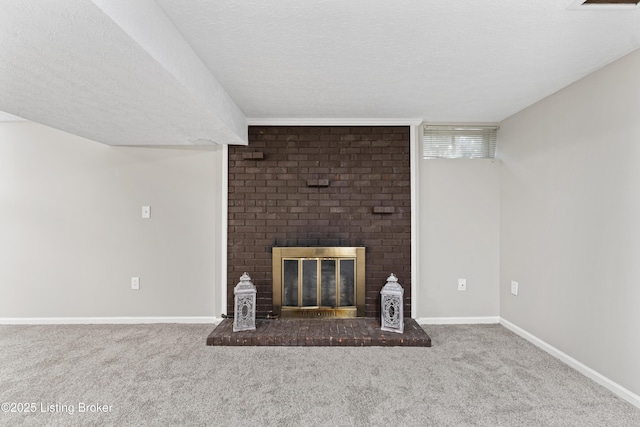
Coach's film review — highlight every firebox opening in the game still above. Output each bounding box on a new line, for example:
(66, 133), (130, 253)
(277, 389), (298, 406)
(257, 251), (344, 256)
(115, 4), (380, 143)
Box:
(272, 247), (366, 318)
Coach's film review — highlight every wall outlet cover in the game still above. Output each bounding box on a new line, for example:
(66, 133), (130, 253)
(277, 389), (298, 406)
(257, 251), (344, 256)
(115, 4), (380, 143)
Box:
(458, 278), (467, 291)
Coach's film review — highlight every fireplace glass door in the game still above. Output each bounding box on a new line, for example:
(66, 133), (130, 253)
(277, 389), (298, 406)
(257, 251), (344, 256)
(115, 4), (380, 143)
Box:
(283, 258), (355, 309)
(273, 247), (365, 317)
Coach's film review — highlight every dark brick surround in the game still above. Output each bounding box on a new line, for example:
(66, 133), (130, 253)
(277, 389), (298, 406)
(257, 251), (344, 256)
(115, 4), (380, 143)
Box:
(227, 126), (411, 318)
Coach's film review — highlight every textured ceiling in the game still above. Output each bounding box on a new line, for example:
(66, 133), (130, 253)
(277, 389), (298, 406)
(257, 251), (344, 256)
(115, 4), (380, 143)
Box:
(1, 1), (640, 145)
(156, 0), (640, 122)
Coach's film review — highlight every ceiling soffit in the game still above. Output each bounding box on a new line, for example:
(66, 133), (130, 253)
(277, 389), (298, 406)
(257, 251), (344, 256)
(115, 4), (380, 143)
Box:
(0, 0), (247, 146)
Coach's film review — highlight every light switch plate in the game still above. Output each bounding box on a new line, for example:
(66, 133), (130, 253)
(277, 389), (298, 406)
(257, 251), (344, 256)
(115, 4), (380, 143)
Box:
(142, 206), (150, 219)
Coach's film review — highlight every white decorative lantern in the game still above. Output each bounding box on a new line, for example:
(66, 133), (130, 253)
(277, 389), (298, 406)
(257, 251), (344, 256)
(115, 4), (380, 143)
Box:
(380, 273), (404, 333)
(233, 272), (257, 332)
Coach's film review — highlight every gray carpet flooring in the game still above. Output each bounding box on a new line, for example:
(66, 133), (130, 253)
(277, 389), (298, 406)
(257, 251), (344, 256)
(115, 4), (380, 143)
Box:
(0, 323), (638, 426)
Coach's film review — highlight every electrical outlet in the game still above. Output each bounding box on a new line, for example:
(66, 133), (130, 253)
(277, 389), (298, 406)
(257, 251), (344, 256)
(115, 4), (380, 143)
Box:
(131, 277), (140, 290)
(511, 280), (519, 296)
(458, 278), (467, 291)
(141, 206), (150, 219)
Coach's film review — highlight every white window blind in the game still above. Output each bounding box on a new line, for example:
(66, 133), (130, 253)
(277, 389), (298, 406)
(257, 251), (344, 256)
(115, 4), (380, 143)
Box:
(423, 125), (498, 159)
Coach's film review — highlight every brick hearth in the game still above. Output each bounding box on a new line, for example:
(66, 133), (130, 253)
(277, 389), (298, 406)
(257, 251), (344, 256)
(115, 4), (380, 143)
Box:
(206, 318), (431, 347)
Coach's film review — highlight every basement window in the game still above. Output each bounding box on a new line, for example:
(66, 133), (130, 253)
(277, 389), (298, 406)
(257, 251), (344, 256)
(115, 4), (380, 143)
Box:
(422, 125), (498, 160)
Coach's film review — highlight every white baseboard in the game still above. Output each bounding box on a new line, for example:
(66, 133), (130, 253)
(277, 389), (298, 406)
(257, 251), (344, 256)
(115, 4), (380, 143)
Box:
(0, 316), (220, 325)
(500, 318), (640, 410)
(416, 316), (500, 325)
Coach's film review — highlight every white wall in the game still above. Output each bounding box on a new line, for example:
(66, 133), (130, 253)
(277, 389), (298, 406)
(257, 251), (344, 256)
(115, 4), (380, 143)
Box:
(499, 49), (640, 395)
(417, 157), (500, 319)
(0, 122), (224, 319)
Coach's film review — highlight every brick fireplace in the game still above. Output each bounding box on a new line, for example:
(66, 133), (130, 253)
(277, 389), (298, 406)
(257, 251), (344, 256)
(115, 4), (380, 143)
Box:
(227, 126), (411, 318)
